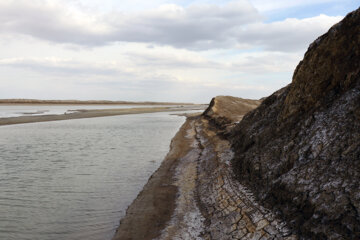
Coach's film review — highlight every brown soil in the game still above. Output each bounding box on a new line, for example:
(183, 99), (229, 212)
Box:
(112, 119), (196, 240)
(203, 95), (261, 123)
(202, 96), (261, 135)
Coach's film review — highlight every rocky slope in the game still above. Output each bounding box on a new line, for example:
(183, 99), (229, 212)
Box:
(230, 8), (360, 239)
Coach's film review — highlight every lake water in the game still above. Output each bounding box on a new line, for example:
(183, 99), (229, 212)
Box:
(0, 112), (187, 240)
(0, 104), (179, 118)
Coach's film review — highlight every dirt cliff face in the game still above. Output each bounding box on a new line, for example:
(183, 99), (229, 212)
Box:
(203, 96), (261, 134)
(230, 8), (360, 239)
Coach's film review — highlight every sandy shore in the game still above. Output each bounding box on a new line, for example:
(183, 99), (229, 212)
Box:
(0, 105), (206, 126)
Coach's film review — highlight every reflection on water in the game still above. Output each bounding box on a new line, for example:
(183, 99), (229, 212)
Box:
(0, 112), (185, 240)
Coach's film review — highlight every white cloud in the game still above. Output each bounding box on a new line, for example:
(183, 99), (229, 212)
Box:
(0, 0), (342, 51)
(124, 51), (221, 69)
(0, 0), (111, 45)
(228, 51), (301, 73)
(249, 0), (339, 12)
(0, 0), (260, 49)
(0, 46), (302, 78)
(0, 57), (127, 76)
(0, 0), (349, 102)
(233, 14), (342, 51)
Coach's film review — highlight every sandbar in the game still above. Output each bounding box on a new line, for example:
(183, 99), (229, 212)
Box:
(0, 105), (207, 126)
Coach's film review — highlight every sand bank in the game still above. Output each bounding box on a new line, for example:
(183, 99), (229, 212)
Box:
(0, 105), (206, 126)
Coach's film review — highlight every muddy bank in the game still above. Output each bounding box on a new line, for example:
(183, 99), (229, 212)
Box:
(112, 97), (295, 239)
(112, 118), (196, 240)
(0, 105), (206, 126)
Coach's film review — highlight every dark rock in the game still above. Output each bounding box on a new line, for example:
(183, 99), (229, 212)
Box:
(230, 8), (360, 239)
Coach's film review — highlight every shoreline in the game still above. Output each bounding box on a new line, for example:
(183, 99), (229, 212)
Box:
(0, 105), (206, 126)
(0, 99), (197, 105)
(112, 97), (296, 239)
(112, 116), (295, 240)
(112, 117), (196, 240)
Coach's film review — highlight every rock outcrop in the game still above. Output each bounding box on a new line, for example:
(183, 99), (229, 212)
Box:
(230, 8), (360, 239)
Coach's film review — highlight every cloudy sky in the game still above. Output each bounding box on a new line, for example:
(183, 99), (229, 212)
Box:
(0, 0), (358, 103)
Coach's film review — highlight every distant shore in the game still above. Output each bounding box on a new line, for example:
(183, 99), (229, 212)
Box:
(0, 105), (207, 126)
(0, 99), (196, 105)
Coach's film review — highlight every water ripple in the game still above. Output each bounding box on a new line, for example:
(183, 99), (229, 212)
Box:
(0, 112), (185, 240)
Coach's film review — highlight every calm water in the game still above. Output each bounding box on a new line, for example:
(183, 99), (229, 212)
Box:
(0, 104), (179, 118)
(0, 112), (186, 240)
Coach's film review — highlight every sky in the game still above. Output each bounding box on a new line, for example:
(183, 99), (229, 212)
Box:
(0, 0), (358, 103)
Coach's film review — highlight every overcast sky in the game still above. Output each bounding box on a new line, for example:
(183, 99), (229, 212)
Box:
(0, 0), (358, 103)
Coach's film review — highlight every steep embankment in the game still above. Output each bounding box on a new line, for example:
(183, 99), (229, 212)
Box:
(114, 97), (283, 240)
(230, 8), (360, 239)
(203, 96), (261, 134)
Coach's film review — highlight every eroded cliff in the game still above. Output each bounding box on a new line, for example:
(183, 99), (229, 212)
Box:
(230, 8), (360, 239)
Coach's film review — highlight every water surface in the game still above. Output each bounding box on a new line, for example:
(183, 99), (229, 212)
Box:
(0, 112), (186, 240)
